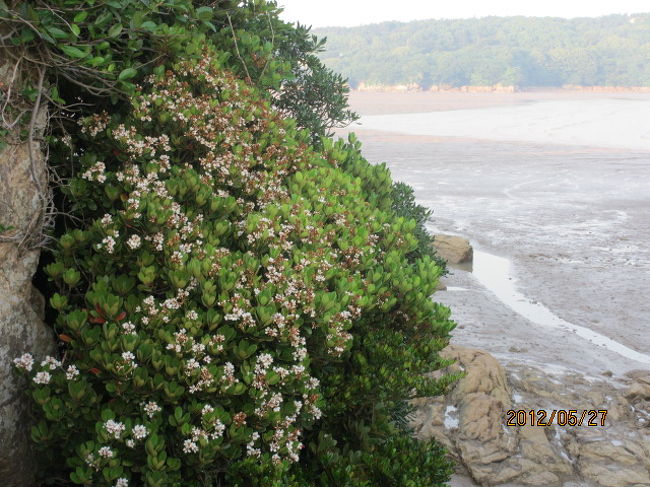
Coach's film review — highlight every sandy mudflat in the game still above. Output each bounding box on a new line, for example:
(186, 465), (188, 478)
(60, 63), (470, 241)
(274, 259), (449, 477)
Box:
(336, 91), (650, 377)
(355, 97), (650, 150)
(339, 91), (650, 487)
(346, 89), (650, 115)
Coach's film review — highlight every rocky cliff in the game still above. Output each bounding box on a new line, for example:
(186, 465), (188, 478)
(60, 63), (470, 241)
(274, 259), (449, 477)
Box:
(0, 57), (55, 487)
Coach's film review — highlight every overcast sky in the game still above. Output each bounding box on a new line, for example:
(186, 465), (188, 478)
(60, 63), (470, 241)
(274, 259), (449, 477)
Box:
(278, 0), (650, 28)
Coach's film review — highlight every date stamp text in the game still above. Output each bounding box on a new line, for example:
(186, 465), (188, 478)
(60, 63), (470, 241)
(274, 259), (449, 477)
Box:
(506, 409), (607, 427)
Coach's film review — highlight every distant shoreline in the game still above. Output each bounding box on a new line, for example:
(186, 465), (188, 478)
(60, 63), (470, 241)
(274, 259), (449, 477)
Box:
(346, 89), (650, 116)
(351, 85), (650, 93)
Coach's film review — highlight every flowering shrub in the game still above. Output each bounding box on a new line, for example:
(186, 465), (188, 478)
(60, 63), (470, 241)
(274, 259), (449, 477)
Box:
(14, 52), (453, 486)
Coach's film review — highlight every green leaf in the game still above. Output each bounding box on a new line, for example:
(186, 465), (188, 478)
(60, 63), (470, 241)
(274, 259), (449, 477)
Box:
(17, 28), (35, 45)
(100, 409), (115, 421)
(60, 45), (88, 59)
(46, 26), (70, 40)
(140, 21), (157, 32)
(107, 23), (123, 38)
(39, 30), (55, 44)
(87, 56), (106, 67)
(118, 67), (137, 81)
(196, 6), (213, 21)
(70, 24), (81, 37)
(49, 85), (65, 105)
(73, 11), (88, 23)
(202, 20), (217, 33)
(94, 12), (113, 28)
(130, 11), (145, 29)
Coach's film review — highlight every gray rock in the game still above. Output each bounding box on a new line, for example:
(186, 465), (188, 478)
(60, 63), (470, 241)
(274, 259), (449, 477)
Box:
(432, 234), (473, 265)
(0, 58), (55, 487)
(412, 345), (650, 487)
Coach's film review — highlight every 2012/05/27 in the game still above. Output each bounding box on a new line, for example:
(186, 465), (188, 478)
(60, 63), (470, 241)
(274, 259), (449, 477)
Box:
(506, 409), (607, 427)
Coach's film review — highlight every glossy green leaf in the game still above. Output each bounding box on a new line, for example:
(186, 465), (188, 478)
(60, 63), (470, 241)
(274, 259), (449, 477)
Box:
(118, 67), (137, 81)
(107, 23), (123, 38)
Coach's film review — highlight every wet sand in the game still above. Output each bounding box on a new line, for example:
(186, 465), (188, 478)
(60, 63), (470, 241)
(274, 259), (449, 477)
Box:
(336, 92), (650, 378)
(338, 92), (650, 486)
(357, 98), (650, 150)
(347, 89), (650, 115)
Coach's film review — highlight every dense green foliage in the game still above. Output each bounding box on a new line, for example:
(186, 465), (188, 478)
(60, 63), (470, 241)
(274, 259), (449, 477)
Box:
(316, 14), (650, 88)
(390, 181), (444, 266)
(1, 0), (439, 261)
(0, 0), (356, 140)
(14, 55), (454, 486)
(5, 1), (456, 485)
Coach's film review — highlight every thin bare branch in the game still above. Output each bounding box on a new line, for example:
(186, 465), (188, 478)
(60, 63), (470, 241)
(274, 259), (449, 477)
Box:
(226, 13), (251, 83)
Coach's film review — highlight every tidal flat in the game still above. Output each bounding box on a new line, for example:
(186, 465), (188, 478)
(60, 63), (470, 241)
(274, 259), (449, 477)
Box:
(337, 91), (650, 378)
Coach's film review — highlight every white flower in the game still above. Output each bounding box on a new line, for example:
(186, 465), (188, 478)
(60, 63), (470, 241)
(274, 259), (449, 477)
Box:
(65, 365), (80, 380)
(256, 353), (273, 372)
(33, 371), (51, 385)
(126, 439), (135, 448)
(121, 351), (137, 367)
(246, 432), (261, 458)
(163, 298), (180, 310)
(115, 479), (129, 487)
(122, 351), (135, 361)
(310, 404), (322, 420)
(126, 234), (141, 250)
(190, 427), (208, 442)
(98, 446), (114, 458)
(184, 358), (200, 376)
(100, 214), (113, 226)
(143, 401), (161, 418)
(210, 419), (225, 439)
(85, 453), (98, 471)
(81, 161), (107, 183)
(41, 356), (61, 370)
(13, 353), (34, 372)
(122, 322), (136, 335)
(104, 420), (126, 439)
(99, 235), (117, 254)
(132, 424), (148, 440)
(183, 439), (199, 454)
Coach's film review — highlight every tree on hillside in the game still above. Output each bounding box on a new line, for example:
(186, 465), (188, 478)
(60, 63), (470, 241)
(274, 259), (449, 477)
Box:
(317, 14), (650, 88)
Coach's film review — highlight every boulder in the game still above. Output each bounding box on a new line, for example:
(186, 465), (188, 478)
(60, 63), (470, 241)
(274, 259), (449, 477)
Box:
(411, 345), (650, 487)
(0, 58), (55, 487)
(433, 235), (473, 265)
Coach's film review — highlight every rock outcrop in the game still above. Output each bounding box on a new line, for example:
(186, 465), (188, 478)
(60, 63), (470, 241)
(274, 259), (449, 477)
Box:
(0, 58), (55, 487)
(433, 235), (473, 265)
(412, 345), (650, 487)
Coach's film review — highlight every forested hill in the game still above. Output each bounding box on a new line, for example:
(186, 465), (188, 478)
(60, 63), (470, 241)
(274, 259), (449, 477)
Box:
(315, 14), (650, 88)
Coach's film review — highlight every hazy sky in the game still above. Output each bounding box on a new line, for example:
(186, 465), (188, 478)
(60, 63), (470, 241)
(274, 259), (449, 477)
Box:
(278, 0), (650, 28)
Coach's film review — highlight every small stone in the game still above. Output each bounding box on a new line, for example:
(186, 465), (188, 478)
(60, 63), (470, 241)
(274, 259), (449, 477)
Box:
(432, 235), (473, 265)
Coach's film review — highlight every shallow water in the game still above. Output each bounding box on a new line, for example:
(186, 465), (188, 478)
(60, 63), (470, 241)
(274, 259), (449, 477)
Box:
(472, 249), (650, 365)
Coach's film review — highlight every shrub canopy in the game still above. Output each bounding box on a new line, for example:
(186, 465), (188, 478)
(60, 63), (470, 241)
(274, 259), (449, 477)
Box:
(14, 53), (455, 486)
